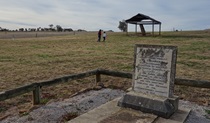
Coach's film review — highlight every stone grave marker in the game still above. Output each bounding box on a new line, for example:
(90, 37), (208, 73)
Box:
(133, 44), (177, 97)
(118, 44), (179, 118)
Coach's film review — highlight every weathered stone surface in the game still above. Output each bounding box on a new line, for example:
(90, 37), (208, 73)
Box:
(69, 97), (157, 123)
(153, 108), (191, 123)
(133, 44), (177, 98)
(100, 108), (157, 123)
(118, 91), (179, 118)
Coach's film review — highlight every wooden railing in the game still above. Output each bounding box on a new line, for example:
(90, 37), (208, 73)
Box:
(1, 68), (210, 105)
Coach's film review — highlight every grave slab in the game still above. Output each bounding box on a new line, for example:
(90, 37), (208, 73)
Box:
(68, 97), (157, 123)
(68, 97), (190, 123)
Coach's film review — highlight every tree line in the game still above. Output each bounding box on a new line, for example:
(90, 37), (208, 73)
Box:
(1, 21), (127, 32)
(0, 24), (86, 32)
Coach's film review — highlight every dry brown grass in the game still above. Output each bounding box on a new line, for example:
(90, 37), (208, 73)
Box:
(1, 31), (210, 118)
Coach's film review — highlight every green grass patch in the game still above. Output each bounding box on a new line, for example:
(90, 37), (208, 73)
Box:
(37, 54), (53, 59)
(180, 41), (210, 52)
(160, 40), (172, 44)
(205, 109), (210, 119)
(0, 107), (7, 112)
(179, 53), (210, 60)
(189, 55), (210, 60)
(0, 56), (14, 62)
(40, 98), (50, 104)
(30, 45), (47, 49)
(206, 109), (210, 114)
(177, 61), (208, 69)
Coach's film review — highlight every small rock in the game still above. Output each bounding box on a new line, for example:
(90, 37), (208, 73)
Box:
(88, 100), (94, 103)
(98, 83), (105, 88)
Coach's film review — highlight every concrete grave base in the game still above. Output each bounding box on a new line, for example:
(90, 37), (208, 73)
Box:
(118, 91), (179, 118)
(68, 97), (158, 123)
(68, 97), (190, 123)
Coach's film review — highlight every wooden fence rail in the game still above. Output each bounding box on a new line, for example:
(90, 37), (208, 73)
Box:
(38, 69), (98, 87)
(98, 69), (210, 88)
(0, 83), (37, 102)
(1, 68), (210, 105)
(0, 69), (98, 104)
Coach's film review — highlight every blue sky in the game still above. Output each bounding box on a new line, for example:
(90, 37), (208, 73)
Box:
(0, 0), (210, 31)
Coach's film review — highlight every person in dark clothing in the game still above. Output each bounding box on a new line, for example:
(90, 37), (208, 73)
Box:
(97, 29), (102, 42)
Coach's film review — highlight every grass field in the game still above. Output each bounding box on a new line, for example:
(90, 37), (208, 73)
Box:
(1, 30), (210, 117)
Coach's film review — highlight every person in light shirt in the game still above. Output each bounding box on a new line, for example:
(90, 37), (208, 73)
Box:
(103, 31), (106, 42)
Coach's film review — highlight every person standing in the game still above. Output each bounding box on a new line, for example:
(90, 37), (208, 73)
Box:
(103, 31), (106, 42)
(97, 29), (102, 42)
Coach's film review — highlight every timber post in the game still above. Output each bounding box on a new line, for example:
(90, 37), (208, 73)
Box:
(95, 70), (101, 85)
(33, 86), (41, 105)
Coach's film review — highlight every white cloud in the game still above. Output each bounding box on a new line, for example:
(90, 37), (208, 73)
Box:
(0, 0), (210, 31)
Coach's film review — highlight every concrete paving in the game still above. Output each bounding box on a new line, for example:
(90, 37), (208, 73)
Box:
(68, 97), (190, 123)
(153, 108), (191, 123)
(68, 98), (123, 123)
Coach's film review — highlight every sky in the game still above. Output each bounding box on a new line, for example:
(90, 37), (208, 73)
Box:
(0, 0), (210, 32)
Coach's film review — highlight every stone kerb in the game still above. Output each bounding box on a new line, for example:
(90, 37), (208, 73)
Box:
(118, 44), (179, 118)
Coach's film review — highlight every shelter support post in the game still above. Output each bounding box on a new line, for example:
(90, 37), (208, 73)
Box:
(152, 21), (154, 36)
(159, 24), (161, 35)
(135, 24), (137, 34)
(126, 23), (128, 35)
(139, 24), (146, 36)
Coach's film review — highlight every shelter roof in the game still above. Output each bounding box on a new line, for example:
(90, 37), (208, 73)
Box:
(125, 13), (161, 25)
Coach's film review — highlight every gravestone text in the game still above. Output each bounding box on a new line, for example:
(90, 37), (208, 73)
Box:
(133, 45), (177, 97)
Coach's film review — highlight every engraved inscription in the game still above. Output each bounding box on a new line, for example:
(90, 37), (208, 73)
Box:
(133, 46), (174, 97)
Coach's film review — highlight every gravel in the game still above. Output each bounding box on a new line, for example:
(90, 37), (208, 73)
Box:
(1, 88), (210, 123)
(180, 100), (210, 123)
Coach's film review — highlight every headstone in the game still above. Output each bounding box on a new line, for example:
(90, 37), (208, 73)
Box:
(133, 44), (177, 98)
(118, 44), (179, 118)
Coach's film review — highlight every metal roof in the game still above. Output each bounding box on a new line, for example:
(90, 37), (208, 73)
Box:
(125, 13), (161, 25)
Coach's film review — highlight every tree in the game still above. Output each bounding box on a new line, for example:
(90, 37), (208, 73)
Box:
(19, 28), (24, 31)
(118, 20), (127, 32)
(49, 24), (53, 29)
(56, 25), (63, 32)
(37, 27), (42, 31)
